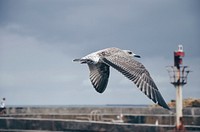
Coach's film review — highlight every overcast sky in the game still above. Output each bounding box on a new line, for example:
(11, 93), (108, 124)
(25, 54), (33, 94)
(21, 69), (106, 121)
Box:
(0, 0), (199, 106)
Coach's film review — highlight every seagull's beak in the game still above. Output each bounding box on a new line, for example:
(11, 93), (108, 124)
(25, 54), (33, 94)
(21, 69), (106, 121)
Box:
(133, 54), (141, 58)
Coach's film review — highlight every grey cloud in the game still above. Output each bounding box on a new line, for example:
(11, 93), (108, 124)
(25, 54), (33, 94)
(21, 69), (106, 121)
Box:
(0, 0), (199, 105)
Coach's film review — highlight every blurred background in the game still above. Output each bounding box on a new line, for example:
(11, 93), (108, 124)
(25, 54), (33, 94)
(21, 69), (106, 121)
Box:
(0, 0), (199, 106)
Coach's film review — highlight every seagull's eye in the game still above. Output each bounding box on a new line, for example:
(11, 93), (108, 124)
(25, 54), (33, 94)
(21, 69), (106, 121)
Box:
(128, 51), (132, 54)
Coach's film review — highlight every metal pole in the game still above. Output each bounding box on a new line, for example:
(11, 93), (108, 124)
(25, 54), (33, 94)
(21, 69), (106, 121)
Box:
(176, 68), (183, 128)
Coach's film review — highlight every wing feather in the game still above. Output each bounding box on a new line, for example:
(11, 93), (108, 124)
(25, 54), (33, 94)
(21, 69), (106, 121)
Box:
(88, 63), (110, 93)
(101, 53), (170, 110)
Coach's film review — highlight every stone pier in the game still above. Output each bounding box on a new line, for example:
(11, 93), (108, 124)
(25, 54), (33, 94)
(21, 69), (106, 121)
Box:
(0, 106), (200, 131)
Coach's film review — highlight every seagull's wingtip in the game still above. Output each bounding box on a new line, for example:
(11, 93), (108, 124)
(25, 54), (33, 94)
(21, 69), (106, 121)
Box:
(166, 106), (171, 110)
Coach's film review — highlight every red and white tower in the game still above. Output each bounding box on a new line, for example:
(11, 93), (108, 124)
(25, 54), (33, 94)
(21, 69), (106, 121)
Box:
(167, 45), (190, 130)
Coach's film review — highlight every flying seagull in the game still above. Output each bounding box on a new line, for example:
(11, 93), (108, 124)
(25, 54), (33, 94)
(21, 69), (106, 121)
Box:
(73, 47), (170, 110)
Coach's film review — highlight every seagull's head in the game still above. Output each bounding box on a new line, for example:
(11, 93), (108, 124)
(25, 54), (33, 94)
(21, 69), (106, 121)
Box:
(123, 50), (141, 58)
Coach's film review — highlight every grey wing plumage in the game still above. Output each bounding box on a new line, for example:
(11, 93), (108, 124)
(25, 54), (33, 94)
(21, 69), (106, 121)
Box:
(88, 63), (110, 93)
(101, 53), (170, 110)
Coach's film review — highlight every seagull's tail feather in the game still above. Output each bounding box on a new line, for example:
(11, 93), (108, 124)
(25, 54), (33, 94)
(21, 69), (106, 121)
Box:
(73, 58), (92, 64)
(73, 58), (85, 64)
(73, 59), (81, 62)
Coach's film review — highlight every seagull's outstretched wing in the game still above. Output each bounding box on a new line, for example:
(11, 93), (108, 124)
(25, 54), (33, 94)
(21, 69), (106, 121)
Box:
(101, 52), (170, 110)
(88, 63), (110, 93)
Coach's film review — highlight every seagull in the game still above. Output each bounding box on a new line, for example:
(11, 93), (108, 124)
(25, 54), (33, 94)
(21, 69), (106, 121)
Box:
(73, 47), (170, 110)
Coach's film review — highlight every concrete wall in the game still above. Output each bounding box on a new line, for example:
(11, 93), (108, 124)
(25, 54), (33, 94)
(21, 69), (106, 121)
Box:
(1, 107), (200, 131)
(2, 113), (200, 126)
(3, 107), (200, 125)
(5, 106), (200, 115)
(0, 117), (200, 132)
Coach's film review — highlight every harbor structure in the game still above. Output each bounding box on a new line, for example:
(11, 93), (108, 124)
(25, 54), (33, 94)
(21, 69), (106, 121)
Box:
(167, 45), (190, 130)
